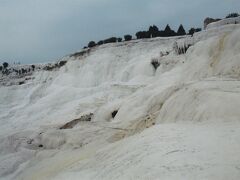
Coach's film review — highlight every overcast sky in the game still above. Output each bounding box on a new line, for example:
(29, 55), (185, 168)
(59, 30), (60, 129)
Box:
(0, 0), (239, 64)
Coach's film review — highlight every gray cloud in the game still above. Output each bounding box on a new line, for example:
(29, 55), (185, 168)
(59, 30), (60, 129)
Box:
(0, 0), (239, 64)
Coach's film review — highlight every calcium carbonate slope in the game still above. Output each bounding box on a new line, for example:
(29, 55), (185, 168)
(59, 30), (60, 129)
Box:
(0, 23), (240, 180)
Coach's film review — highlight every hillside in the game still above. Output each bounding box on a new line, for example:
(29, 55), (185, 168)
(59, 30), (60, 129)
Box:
(0, 21), (240, 179)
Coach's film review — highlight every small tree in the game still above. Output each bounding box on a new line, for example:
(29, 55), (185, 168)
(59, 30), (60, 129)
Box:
(3, 62), (8, 69)
(177, 24), (186, 36)
(136, 31), (142, 39)
(124, 35), (132, 41)
(164, 24), (171, 32)
(149, 25), (159, 38)
(0, 66), (2, 71)
(226, 13), (239, 18)
(163, 24), (176, 37)
(156, 31), (164, 37)
(88, 41), (96, 48)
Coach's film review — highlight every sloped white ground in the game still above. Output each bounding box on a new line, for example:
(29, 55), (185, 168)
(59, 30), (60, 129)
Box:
(207, 16), (240, 30)
(50, 123), (240, 180)
(0, 24), (240, 180)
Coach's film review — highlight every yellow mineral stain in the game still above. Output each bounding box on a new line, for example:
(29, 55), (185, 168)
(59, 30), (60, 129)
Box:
(21, 149), (95, 180)
(210, 33), (228, 69)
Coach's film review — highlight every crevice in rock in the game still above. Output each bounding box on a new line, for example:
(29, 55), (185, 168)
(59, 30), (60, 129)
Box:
(111, 110), (118, 118)
(59, 113), (93, 129)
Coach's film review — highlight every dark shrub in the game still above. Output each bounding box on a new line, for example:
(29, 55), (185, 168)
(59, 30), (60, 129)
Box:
(97, 40), (104, 45)
(177, 24), (186, 36)
(136, 31), (150, 39)
(188, 28), (202, 36)
(0, 66), (2, 71)
(188, 28), (195, 36)
(31, 65), (35, 70)
(59, 60), (67, 67)
(2, 68), (10, 75)
(109, 37), (117, 43)
(226, 13), (239, 18)
(124, 35), (132, 41)
(21, 68), (27, 74)
(103, 37), (117, 44)
(145, 31), (151, 38)
(195, 28), (201, 33)
(43, 65), (52, 71)
(149, 25), (159, 38)
(136, 31), (142, 39)
(19, 81), (25, 85)
(3, 62), (8, 69)
(156, 31), (165, 37)
(88, 41), (96, 48)
(117, 38), (122, 42)
(151, 58), (160, 70)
